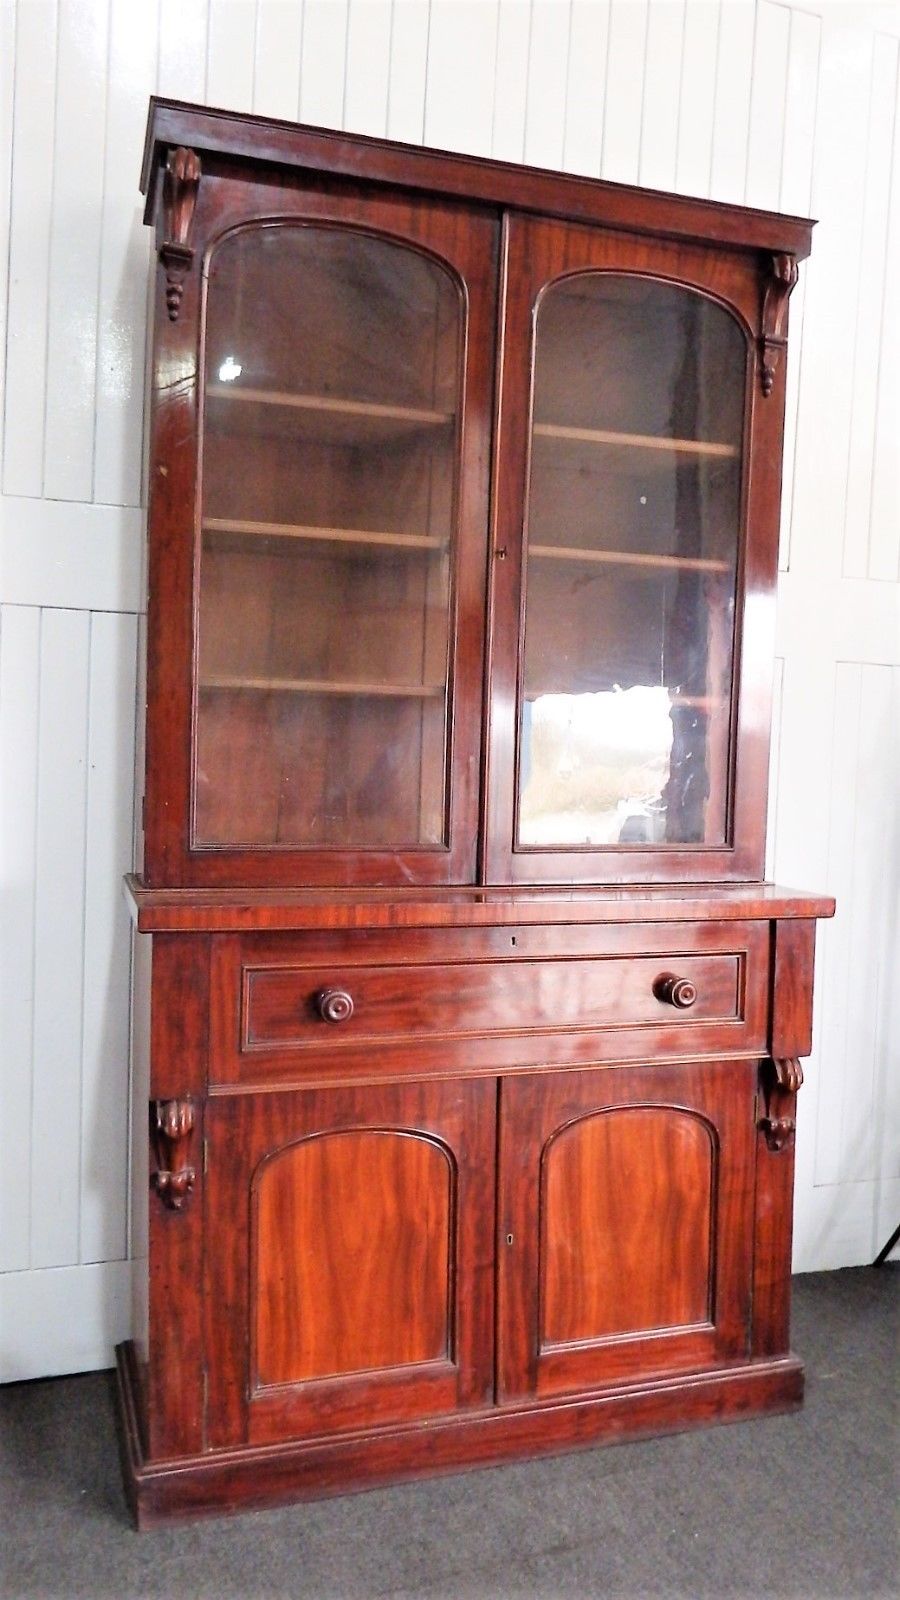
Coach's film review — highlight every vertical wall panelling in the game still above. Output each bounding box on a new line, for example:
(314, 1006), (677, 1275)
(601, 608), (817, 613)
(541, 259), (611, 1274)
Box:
(522, 1), (570, 171)
(2, 0), (60, 498)
(0, 607), (41, 1274)
(813, 667), (865, 1194)
(797, 664), (900, 1266)
(778, 6), (821, 570)
(1, 0), (899, 1381)
(207, 0), (257, 114)
(790, 16), (870, 582)
(344, 0), (392, 137)
(0, 0), (16, 479)
(299, 0), (350, 129)
(780, 10), (820, 213)
(773, 0), (900, 1262)
(639, 0), (685, 193)
(744, 1), (790, 208)
(709, 0), (754, 202)
(601, 0), (649, 183)
(94, 0), (158, 510)
(80, 613), (138, 1265)
(424, 1), (498, 156)
(816, 666), (893, 1188)
(30, 609), (91, 1269)
(490, 0), (531, 164)
(42, 0), (111, 505)
(156, 0), (209, 102)
(675, 0), (719, 197)
(253, 0), (304, 122)
(874, 669), (900, 1250)
(764, 655), (785, 883)
(842, 33), (898, 580)
(562, 0), (610, 177)
(386, 0), (430, 144)
(867, 37), (900, 584)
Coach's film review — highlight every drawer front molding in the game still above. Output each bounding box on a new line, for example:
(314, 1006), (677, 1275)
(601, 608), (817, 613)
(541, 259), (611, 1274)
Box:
(208, 922), (769, 1088)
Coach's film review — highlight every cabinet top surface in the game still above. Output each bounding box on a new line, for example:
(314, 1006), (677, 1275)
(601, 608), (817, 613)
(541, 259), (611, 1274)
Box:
(125, 875), (834, 933)
(141, 96), (814, 259)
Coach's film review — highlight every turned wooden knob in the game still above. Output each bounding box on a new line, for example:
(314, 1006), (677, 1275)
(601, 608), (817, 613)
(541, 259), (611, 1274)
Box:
(316, 987), (354, 1024)
(654, 974), (698, 1009)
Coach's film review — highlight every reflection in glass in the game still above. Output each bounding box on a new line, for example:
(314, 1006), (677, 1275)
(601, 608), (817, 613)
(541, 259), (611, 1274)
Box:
(517, 275), (745, 848)
(194, 226), (461, 850)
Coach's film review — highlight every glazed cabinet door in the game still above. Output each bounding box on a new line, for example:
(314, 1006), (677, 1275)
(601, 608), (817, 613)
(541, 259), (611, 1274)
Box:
(496, 1060), (757, 1401)
(204, 1077), (496, 1448)
(145, 174), (498, 887)
(485, 213), (785, 884)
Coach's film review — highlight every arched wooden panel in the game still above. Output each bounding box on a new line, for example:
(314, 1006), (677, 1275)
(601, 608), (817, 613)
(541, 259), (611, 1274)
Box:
(540, 1105), (715, 1348)
(253, 1129), (453, 1387)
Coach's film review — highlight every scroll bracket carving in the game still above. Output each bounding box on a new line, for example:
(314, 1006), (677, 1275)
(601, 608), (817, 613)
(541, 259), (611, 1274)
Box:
(759, 1057), (804, 1152)
(160, 146), (201, 322)
(152, 1098), (196, 1210)
(759, 253), (798, 397)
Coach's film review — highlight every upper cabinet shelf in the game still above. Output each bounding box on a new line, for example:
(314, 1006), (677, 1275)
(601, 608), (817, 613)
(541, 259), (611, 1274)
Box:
(528, 545), (732, 575)
(203, 518), (446, 554)
(532, 423), (739, 459)
(205, 384), (455, 445)
(199, 674), (443, 699)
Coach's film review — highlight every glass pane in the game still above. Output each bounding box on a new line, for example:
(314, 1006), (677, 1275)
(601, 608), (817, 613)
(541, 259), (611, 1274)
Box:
(195, 226), (461, 849)
(517, 275), (745, 849)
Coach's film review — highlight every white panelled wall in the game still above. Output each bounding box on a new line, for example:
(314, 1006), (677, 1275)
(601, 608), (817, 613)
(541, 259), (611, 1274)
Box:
(1, 0), (898, 1381)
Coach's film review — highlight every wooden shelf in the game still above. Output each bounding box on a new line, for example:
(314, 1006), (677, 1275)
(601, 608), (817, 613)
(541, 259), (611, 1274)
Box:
(528, 544), (731, 574)
(200, 674), (444, 699)
(203, 518), (445, 553)
(205, 384), (454, 444)
(533, 422), (739, 458)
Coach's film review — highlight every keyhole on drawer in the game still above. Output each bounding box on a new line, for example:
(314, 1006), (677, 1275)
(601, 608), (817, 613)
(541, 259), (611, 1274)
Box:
(510, 935), (517, 947)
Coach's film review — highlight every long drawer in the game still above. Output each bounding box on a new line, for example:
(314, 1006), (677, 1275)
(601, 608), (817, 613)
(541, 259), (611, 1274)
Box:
(208, 921), (770, 1087)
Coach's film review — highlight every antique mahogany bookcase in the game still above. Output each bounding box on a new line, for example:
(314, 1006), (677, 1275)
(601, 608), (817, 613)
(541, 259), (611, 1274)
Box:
(118, 97), (834, 1525)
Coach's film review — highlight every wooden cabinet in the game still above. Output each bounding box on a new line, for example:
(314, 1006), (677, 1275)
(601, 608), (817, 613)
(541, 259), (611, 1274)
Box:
(117, 100), (834, 1525)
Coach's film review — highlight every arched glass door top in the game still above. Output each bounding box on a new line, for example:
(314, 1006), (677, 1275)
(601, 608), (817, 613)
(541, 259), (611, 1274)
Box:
(517, 275), (746, 850)
(195, 225), (462, 850)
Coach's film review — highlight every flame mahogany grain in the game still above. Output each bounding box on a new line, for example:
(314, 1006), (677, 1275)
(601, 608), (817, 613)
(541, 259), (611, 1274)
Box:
(122, 102), (833, 1525)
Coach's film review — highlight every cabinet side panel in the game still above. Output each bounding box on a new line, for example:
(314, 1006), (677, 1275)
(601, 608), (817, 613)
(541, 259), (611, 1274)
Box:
(770, 918), (816, 1058)
(128, 926), (152, 1449)
(754, 917), (815, 1352)
(751, 1105), (796, 1358)
(146, 934), (209, 1459)
(142, 237), (200, 885)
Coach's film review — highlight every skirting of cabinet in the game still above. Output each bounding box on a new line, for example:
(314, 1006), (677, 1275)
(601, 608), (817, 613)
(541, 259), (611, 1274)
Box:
(115, 1340), (804, 1528)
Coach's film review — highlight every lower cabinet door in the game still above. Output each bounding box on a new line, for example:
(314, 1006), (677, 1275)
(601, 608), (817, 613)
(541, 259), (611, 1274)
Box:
(497, 1060), (757, 1401)
(204, 1077), (496, 1447)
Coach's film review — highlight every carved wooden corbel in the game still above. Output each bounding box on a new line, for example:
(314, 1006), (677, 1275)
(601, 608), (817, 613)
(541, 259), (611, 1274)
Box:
(759, 1057), (804, 1152)
(160, 147), (201, 322)
(758, 253), (798, 397)
(152, 1098), (196, 1209)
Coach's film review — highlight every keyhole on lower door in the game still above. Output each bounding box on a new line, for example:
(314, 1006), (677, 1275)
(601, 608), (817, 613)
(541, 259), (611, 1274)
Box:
(506, 1233), (514, 1246)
